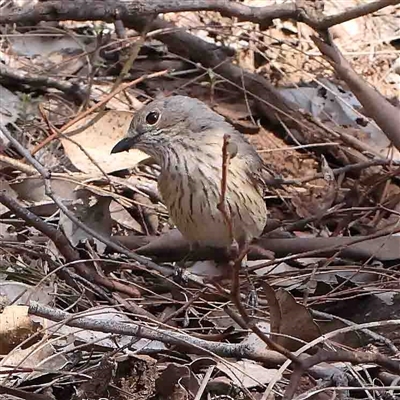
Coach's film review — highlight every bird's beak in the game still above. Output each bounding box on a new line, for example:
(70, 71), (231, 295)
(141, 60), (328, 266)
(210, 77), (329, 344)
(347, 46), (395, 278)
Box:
(111, 136), (137, 154)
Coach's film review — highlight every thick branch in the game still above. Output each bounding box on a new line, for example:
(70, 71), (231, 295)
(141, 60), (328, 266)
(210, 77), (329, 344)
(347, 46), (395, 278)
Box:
(2, 0), (398, 162)
(0, 0), (398, 30)
(312, 34), (400, 153)
(29, 301), (286, 367)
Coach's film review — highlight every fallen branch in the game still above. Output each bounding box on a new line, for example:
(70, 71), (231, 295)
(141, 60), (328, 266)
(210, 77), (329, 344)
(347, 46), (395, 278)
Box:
(1, 0), (398, 31)
(28, 302), (400, 400)
(125, 228), (400, 262)
(28, 301), (286, 367)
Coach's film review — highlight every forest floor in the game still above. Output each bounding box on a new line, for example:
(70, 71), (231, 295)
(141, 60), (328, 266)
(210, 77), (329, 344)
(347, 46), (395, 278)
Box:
(0, 1), (399, 400)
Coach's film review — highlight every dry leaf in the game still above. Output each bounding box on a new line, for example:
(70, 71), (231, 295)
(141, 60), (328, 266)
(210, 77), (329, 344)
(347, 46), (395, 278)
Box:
(262, 283), (321, 351)
(110, 200), (144, 234)
(62, 110), (149, 174)
(0, 338), (68, 380)
(11, 176), (80, 203)
(156, 363), (199, 398)
(0, 85), (21, 128)
(217, 360), (279, 388)
(0, 281), (53, 305)
(59, 189), (112, 253)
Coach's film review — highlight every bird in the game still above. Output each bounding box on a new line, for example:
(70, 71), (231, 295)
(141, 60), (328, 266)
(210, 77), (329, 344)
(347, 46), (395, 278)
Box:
(111, 95), (267, 254)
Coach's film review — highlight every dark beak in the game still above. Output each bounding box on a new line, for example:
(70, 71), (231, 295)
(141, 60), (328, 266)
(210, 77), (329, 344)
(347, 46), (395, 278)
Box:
(111, 137), (137, 154)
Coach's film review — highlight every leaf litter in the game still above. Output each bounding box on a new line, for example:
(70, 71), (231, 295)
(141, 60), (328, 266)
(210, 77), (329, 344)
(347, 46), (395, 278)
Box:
(0, 1), (399, 399)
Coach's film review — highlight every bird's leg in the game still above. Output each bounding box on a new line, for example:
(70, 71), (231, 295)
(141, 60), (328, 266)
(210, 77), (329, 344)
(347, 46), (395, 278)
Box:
(172, 242), (200, 284)
(204, 239), (246, 284)
(231, 240), (261, 311)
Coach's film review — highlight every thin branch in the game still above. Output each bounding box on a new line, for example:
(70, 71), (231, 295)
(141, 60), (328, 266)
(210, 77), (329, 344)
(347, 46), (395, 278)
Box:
(311, 309), (399, 355)
(0, 61), (87, 102)
(217, 134), (235, 245)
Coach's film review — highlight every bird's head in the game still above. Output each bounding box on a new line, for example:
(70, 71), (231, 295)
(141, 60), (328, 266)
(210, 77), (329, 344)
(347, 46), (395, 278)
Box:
(111, 95), (226, 162)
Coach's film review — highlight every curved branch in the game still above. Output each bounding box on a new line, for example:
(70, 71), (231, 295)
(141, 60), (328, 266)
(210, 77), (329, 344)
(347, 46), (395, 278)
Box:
(0, 0), (398, 30)
(312, 34), (400, 153)
(29, 301), (286, 367)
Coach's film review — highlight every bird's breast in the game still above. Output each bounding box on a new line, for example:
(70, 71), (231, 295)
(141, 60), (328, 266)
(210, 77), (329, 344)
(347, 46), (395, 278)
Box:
(157, 148), (267, 248)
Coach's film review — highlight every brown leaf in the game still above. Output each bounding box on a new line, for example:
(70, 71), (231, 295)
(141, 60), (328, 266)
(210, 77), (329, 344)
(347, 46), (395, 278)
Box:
(11, 176), (80, 203)
(155, 363), (199, 399)
(262, 283), (321, 351)
(62, 110), (149, 174)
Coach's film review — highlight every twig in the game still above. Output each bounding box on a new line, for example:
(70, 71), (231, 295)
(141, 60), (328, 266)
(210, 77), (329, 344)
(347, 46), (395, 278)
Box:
(310, 0), (400, 30)
(281, 159), (400, 186)
(0, 154), (37, 175)
(0, 61), (87, 102)
(216, 134), (301, 366)
(229, 250), (301, 365)
(160, 287), (209, 325)
(194, 365), (215, 400)
(217, 134), (234, 245)
(38, 104), (112, 184)
(111, 19), (153, 92)
(311, 309), (399, 355)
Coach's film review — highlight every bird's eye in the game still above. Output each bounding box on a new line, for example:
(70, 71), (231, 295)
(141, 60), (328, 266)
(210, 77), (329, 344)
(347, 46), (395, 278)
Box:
(145, 111), (160, 125)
